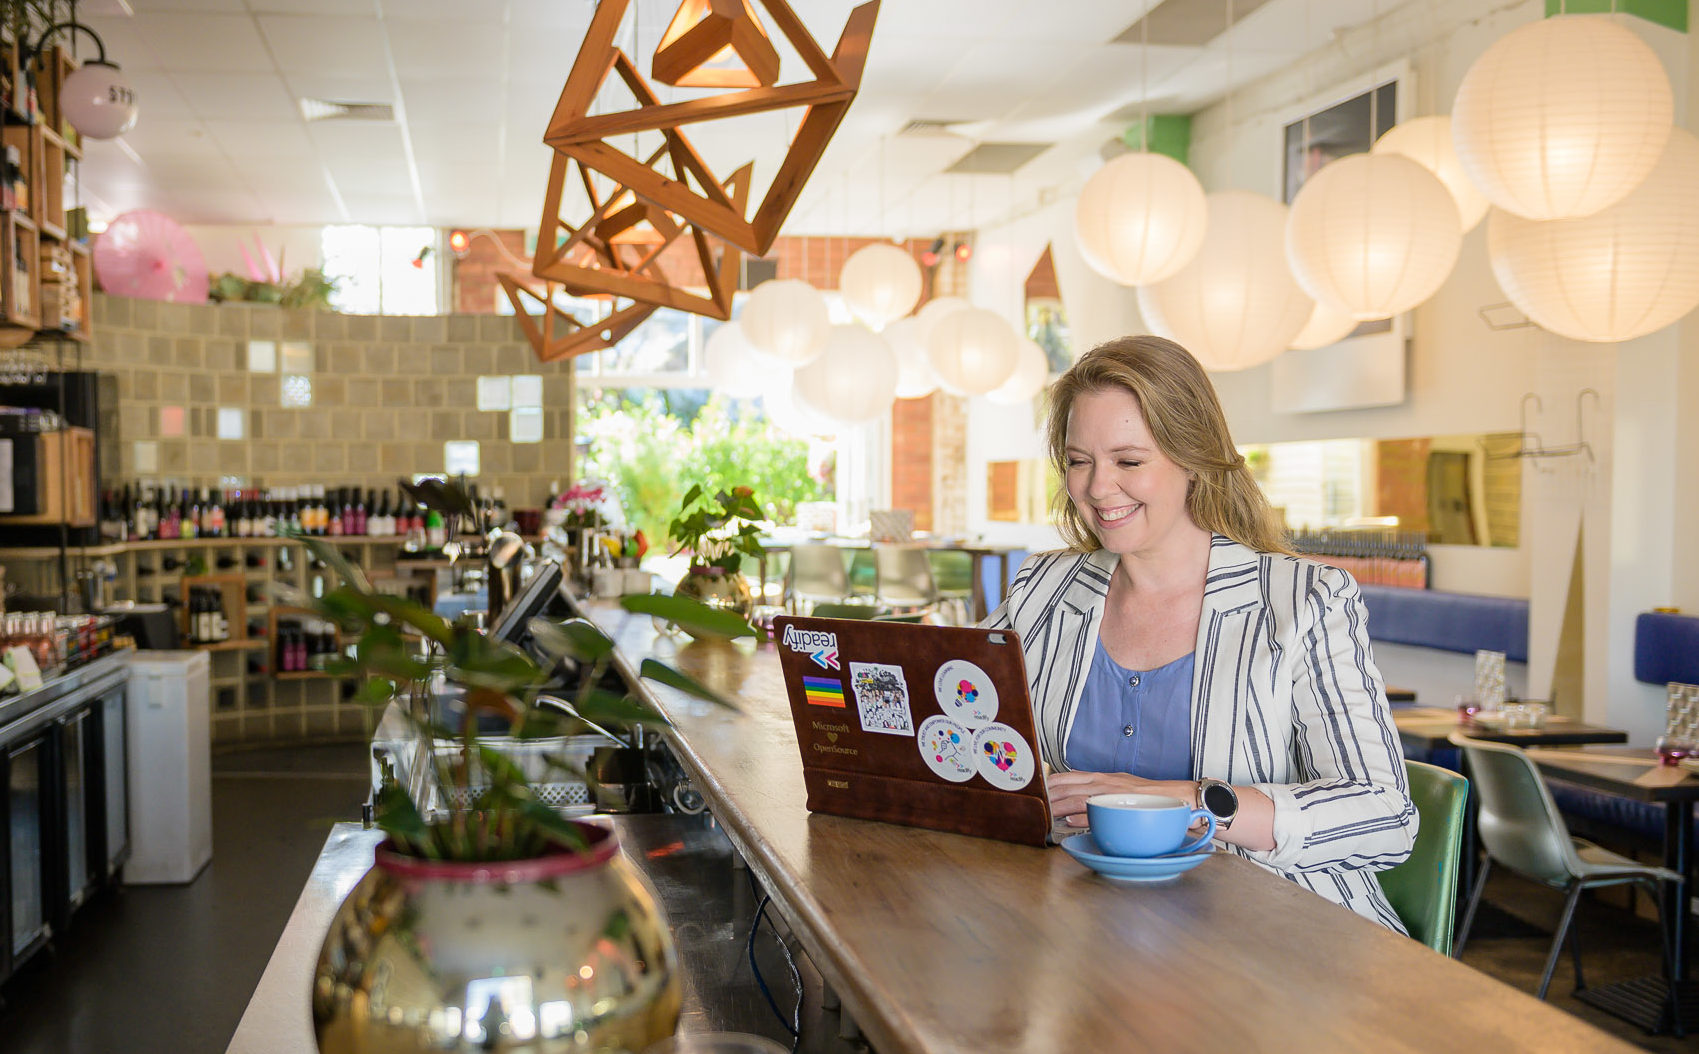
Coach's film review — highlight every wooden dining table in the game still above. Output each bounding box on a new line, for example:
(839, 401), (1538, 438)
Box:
(576, 600), (1634, 1053)
(1523, 746), (1699, 1032)
(1392, 706), (1629, 755)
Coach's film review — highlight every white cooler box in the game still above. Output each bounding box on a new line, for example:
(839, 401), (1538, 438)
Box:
(124, 651), (212, 884)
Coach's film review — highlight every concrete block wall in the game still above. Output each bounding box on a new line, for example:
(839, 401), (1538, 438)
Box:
(86, 294), (577, 509)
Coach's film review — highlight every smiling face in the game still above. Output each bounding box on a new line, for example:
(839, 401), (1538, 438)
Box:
(1064, 386), (1202, 558)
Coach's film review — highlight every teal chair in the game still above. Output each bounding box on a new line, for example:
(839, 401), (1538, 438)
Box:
(926, 550), (974, 625)
(1376, 759), (1469, 956)
(808, 602), (886, 620)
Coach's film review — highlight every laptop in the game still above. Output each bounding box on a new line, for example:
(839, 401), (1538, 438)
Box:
(772, 615), (1064, 847)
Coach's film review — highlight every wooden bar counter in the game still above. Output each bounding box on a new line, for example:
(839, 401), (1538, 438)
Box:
(580, 600), (1632, 1054)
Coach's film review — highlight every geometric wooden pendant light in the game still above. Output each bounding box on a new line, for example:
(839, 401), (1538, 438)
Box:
(496, 272), (657, 364)
(530, 144), (751, 321)
(543, 0), (879, 258)
(653, 0), (781, 89)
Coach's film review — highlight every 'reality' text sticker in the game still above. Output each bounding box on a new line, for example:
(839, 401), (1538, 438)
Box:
(933, 658), (999, 729)
(917, 715), (975, 782)
(972, 723), (1035, 791)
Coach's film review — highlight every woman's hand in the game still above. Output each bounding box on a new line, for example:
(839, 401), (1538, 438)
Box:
(1045, 770), (1198, 827)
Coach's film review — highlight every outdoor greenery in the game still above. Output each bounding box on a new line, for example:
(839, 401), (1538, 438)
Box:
(578, 391), (828, 547)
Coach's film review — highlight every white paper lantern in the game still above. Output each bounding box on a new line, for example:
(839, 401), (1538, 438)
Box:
(741, 278), (830, 366)
(1286, 153), (1462, 321)
(792, 324), (899, 426)
(838, 243), (922, 327)
(62, 61), (137, 140)
(1452, 14), (1672, 221)
(984, 337), (1049, 405)
(1288, 300), (1358, 351)
(1074, 152), (1209, 286)
(703, 320), (764, 398)
(757, 362), (835, 437)
(914, 295), (970, 336)
(1136, 191), (1313, 372)
(924, 308), (1019, 395)
(1373, 115), (1488, 232)
(1488, 127), (1699, 343)
(884, 317), (938, 398)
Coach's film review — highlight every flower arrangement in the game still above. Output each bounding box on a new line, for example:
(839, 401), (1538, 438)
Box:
(551, 481), (609, 530)
(669, 484), (766, 574)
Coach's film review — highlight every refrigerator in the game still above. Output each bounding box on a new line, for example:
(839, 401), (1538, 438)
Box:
(124, 651), (211, 884)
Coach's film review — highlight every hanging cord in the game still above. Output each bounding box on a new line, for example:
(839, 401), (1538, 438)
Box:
(744, 869), (804, 1051)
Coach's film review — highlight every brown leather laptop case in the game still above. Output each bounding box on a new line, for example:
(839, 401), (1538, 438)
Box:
(773, 616), (1052, 847)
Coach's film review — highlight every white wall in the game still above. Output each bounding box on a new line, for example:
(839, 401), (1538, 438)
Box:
(958, 0), (1699, 743)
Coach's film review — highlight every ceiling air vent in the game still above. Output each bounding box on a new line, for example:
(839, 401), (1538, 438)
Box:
(299, 98), (396, 122)
(1112, 0), (1273, 47)
(944, 142), (1051, 175)
(898, 118), (972, 137)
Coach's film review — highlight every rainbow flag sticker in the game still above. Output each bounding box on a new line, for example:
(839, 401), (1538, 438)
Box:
(803, 675), (846, 708)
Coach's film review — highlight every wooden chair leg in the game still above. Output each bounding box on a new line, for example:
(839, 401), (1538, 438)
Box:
(1454, 856), (1493, 957)
(1538, 882), (1585, 1000)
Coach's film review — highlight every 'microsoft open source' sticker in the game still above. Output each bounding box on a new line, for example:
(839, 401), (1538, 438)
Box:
(972, 723), (1034, 790)
(917, 715), (975, 782)
(933, 659), (998, 729)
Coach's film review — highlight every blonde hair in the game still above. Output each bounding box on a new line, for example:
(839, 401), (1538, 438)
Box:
(1045, 335), (1290, 555)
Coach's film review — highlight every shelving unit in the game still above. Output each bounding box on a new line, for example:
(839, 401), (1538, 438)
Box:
(0, 40), (92, 347)
(0, 536), (434, 744)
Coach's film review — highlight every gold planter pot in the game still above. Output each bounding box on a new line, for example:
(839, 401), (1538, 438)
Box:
(313, 824), (680, 1052)
(673, 566), (754, 625)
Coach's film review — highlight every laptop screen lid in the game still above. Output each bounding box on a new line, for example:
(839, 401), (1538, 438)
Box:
(772, 616), (1053, 847)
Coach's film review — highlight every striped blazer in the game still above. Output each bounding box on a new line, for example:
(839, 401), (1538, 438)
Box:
(986, 536), (1417, 930)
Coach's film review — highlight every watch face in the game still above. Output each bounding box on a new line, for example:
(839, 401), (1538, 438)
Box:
(1202, 781), (1237, 817)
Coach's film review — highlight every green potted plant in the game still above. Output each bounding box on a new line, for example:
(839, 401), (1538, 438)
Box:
(667, 483), (766, 623)
(301, 481), (751, 1053)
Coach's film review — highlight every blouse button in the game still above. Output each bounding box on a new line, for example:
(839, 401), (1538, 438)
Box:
(1122, 724), (1135, 737)
(1128, 674), (1141, 687)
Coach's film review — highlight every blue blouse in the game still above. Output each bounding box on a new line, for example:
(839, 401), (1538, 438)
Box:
(1064, 640), (1195, 778)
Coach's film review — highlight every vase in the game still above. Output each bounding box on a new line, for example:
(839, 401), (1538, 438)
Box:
(313, 824), (681, 1053)
(673, 566), (754, 627)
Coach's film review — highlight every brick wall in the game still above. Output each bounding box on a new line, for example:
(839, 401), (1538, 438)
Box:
(87, 294), (576, 510)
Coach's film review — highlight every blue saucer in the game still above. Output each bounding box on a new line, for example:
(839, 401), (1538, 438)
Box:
(1060, 833), (1214, 883)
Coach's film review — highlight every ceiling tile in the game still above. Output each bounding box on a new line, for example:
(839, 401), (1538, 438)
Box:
(123, 71), (198, 119)
(385, 19), (505, 79)
(506, 0), (596, 31)
(326, 159), (417, 197)
(135, 13), (273, 73)
(120, 118), (224, 161)
(249, 0), (371, 12)
(79, 17), (164, 72)
(173, 72), (300, 120)
(258, 14), (389, 78)
(408, 123), (504, 166)
(398, 77), (505, 124)
(204, 119), (318, 158)
(337, 195), (424, 225)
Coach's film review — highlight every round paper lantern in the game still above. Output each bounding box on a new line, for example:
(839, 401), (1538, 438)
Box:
(1074, 152), (1209, 286)
(1452, 14), (1672, 221)
(703, 320), (764, 398)
(1135, 191), (1313, 372)
(1487, 127), (1699, 343)
(740, 278), (829, 366)
(1288, 300), (1358, 350)
(792, 325), (899, 426)
(884, 317), (938, 398)
(1372, 115), (1488, 232)
(838, 243), (922, 327)
(924, 308), (1019, 395)
(62, 61), (137, 139)
(914, 295), (970, 336)
(762, 371), (836, 438)
(984, 337), (1049, 405)
(1285, 153), (1462, 321)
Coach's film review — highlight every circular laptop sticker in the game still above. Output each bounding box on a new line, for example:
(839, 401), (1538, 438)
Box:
(972, 723), (1035, 791)
(917, 715), (975, 783)
(933, 659), (999, 729)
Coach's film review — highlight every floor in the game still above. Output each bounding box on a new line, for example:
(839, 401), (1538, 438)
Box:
(0, 741), (1690, 1054)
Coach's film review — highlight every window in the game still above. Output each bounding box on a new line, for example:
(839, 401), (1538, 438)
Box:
(321, 225), (439, 315)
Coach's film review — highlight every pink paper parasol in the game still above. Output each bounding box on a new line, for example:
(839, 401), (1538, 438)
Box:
(93, 210), (210, 303)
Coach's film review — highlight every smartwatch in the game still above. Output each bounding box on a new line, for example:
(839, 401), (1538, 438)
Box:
(1198, 777), (1239, 831)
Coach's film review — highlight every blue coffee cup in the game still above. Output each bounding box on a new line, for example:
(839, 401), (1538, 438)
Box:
(1086, 793), (1217, 858)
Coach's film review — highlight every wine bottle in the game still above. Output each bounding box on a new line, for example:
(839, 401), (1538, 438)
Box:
(161, 555), (183, 571)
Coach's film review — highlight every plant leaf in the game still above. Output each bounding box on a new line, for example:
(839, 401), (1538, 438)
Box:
(529, 617), (613, 664)
(638, 658), (741, 710)
(289, 532), (371, 593)
(619, 592), (754, 639)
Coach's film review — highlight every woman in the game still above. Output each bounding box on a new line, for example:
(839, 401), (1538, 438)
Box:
(985, 335), (1415, 931)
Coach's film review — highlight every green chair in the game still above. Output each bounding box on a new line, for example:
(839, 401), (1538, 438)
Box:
(926, 550), (975, 625)
(808, 602), (887, 620)
(846, 549), (878, 600)
(1376, 759), (1469, 956)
